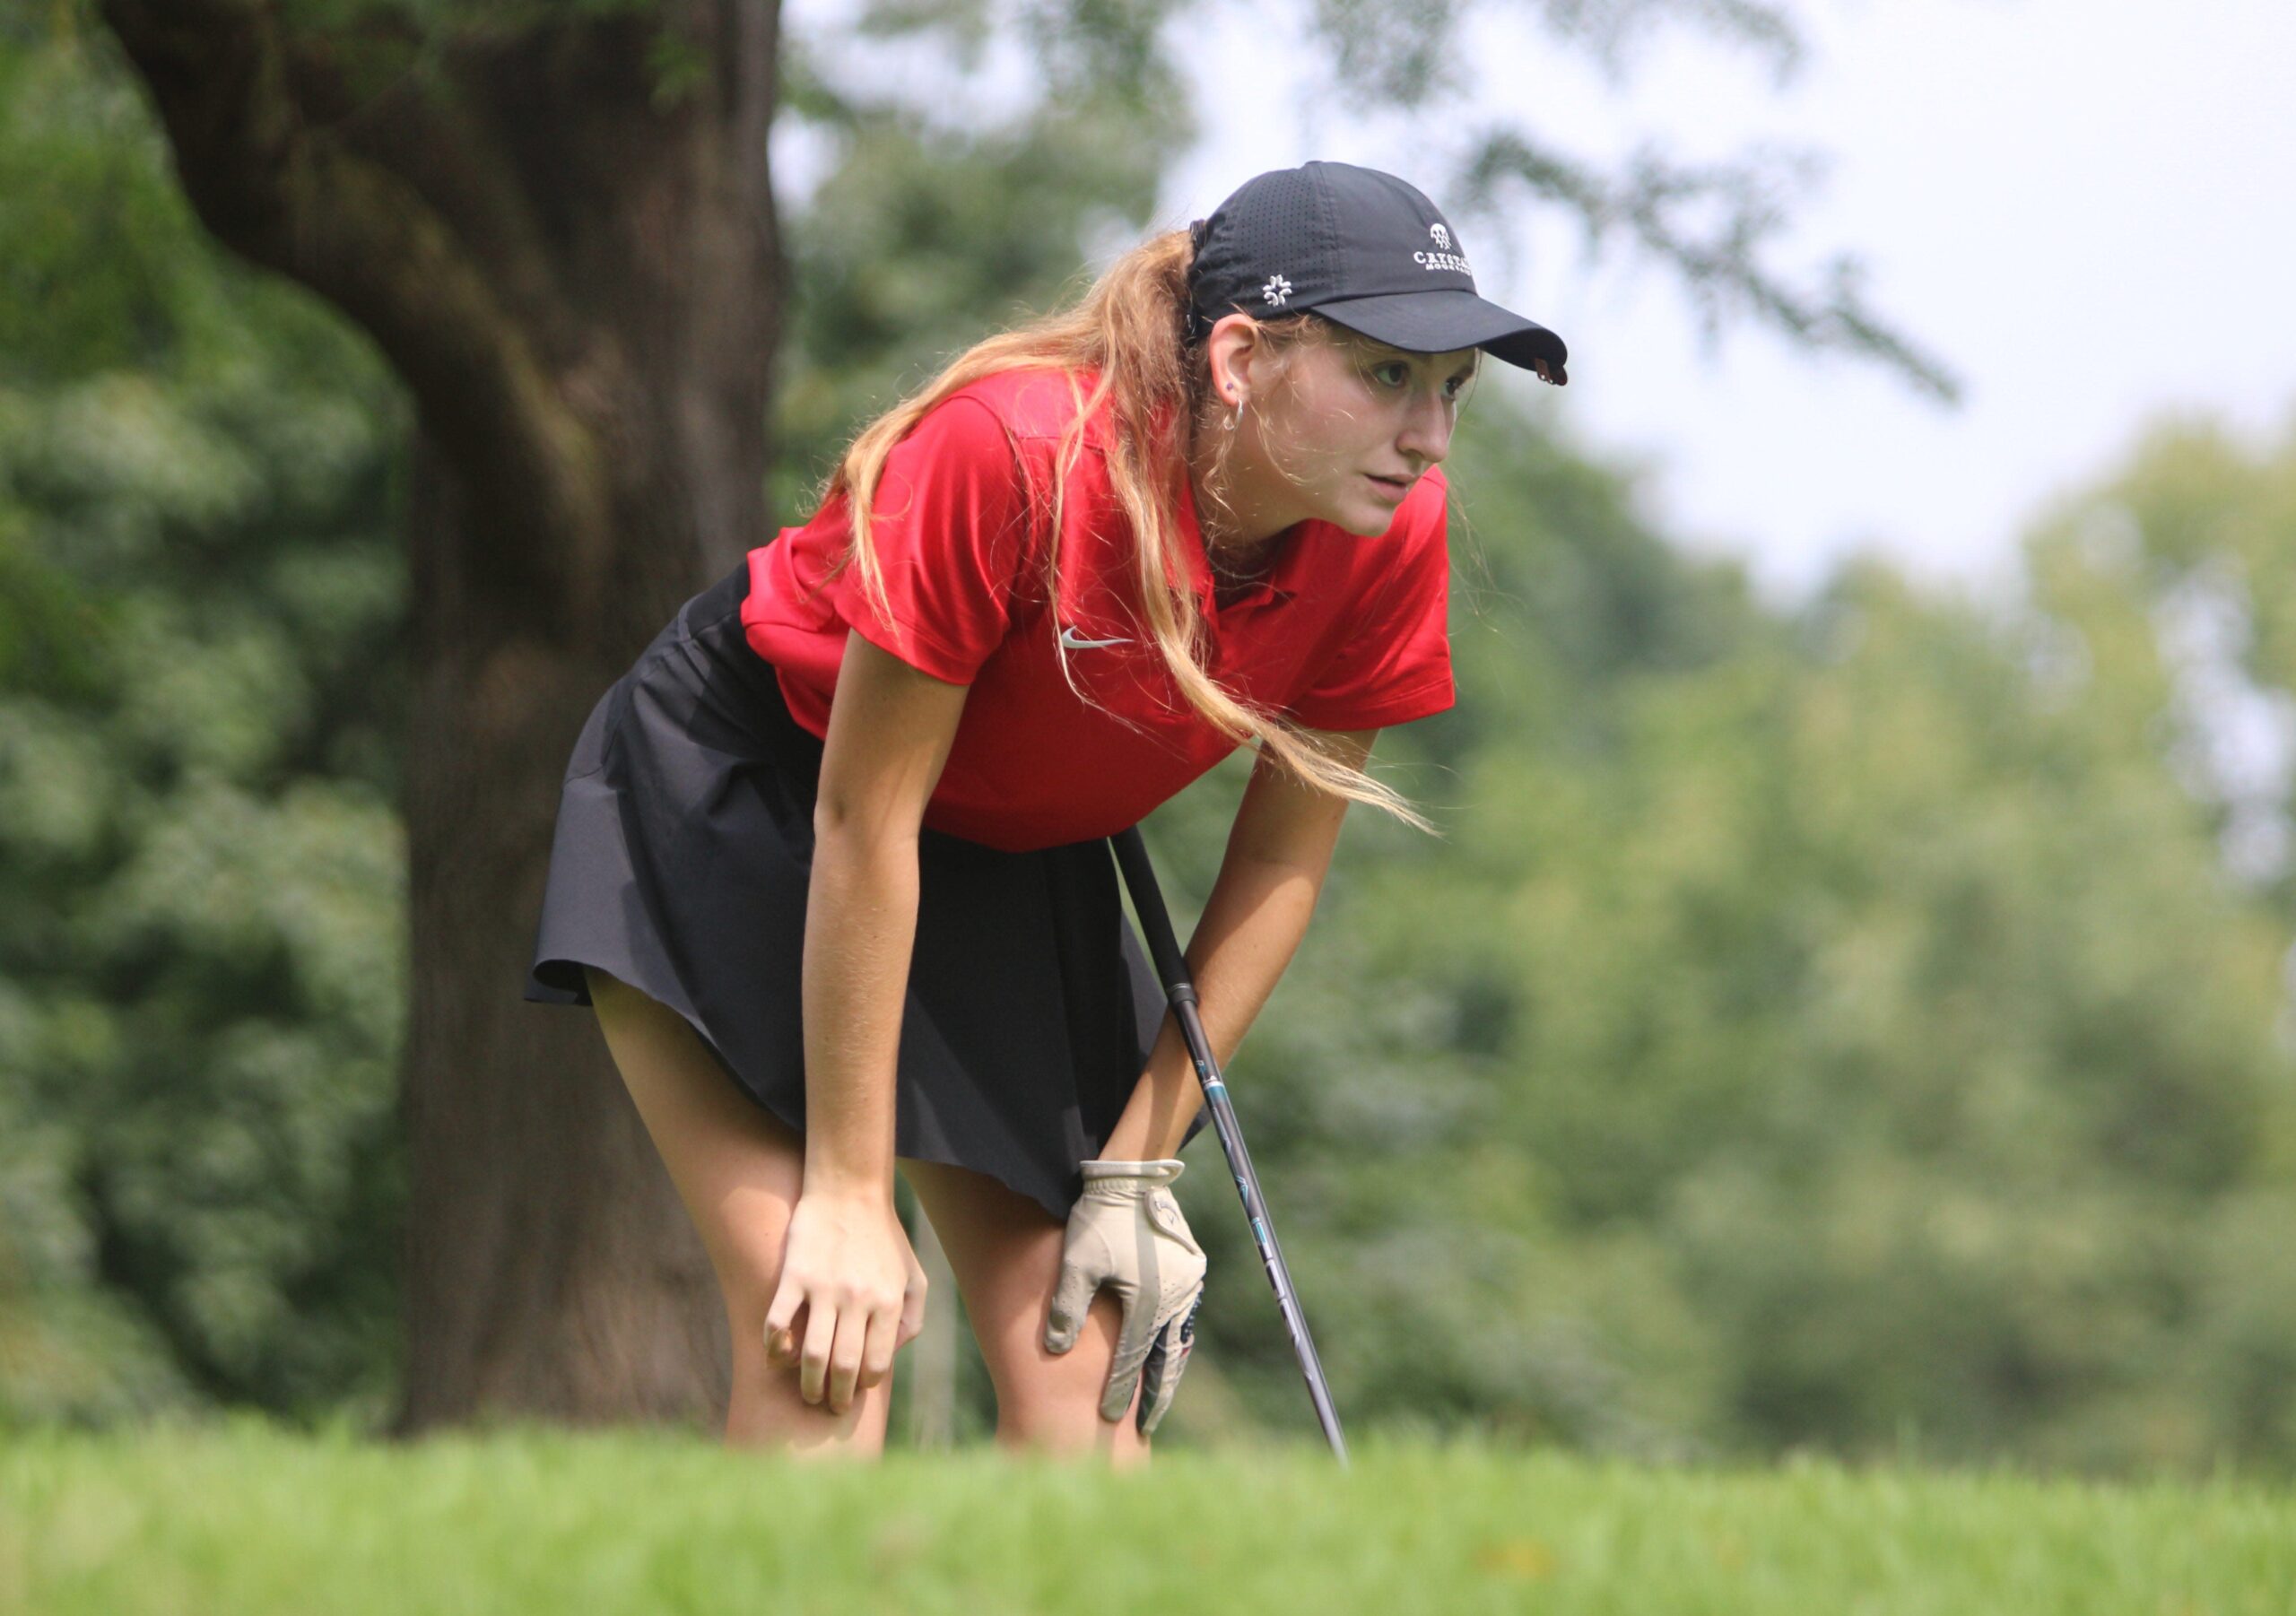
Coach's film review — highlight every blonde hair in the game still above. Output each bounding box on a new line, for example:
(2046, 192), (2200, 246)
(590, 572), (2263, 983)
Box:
(807, 225), (1443, 836)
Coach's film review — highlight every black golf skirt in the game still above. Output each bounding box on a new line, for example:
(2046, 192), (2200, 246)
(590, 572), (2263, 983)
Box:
(524, 560), (1204, 1223)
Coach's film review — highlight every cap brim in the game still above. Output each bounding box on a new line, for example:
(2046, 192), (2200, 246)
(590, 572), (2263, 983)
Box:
(1310, 289), (1569, 385)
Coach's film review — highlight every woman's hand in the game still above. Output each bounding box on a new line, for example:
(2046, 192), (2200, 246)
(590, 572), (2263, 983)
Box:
(1044, 1159), (1207, 1435)
(763, 1186), (928, 1414)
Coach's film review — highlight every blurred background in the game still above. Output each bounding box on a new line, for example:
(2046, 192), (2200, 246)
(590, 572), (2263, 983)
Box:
(4, 0), (2292, 1481)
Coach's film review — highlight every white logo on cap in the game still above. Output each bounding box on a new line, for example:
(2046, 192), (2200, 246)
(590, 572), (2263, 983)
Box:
(1414, 243), (1474, 276)
(1430, 222), (1451, 250)
(1261, 274), (1292, 307)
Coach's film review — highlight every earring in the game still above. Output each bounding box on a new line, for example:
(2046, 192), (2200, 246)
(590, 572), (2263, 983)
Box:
(1223, 396), (1243, 431)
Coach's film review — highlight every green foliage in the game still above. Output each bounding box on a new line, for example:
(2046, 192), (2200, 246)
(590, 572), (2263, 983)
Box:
(0, 30), (410, 1429)
(0, 27), (198, 386)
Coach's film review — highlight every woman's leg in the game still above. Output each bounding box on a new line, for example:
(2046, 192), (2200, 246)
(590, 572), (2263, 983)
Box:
(583, 964), (893, 1458)
(900, 1159), (1153, 1468)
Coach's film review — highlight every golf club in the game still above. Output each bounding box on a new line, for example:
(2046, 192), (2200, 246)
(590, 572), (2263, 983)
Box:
(1108, 823), (1351, 1464)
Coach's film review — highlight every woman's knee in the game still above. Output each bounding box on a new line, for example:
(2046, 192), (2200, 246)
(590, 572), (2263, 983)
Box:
(723, 1290), (897, 1455)
(987, 1288), (1152, 1464)
(901, 1160), (1152, 1463)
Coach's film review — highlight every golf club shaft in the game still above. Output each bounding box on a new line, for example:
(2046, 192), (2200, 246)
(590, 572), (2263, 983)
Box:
(1109, 825), (1350, 1465)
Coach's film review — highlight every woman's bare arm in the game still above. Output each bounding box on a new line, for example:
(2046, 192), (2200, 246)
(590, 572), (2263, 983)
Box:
(801, 629), (972, 1195)
(1100, 727), (1379, 1161)
(762, 629), (971, 1412)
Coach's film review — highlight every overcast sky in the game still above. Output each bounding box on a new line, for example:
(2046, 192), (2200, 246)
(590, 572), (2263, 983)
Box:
(1156, 0), (2296, 614)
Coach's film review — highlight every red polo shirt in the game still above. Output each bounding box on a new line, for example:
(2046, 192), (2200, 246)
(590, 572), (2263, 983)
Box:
(741, 366), (1454, 851)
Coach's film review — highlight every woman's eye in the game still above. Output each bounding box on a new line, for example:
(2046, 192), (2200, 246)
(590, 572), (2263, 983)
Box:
(1372, 362), (1469, 399)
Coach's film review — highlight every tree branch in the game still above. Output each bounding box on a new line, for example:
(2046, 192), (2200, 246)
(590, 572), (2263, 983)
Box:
(283, 20), (591, 382)
(1463, 128), (1964, 404)
(97, 0), (613, 618)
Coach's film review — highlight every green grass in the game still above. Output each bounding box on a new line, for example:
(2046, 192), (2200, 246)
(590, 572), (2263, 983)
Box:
(3, 1415), (2292, 1614)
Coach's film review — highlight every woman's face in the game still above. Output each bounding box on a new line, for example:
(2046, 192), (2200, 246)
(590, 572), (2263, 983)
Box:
(1210, 318), (1479, 541)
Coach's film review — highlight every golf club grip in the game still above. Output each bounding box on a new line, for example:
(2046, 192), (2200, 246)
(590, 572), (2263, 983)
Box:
(1107, 826), (1352, 1464)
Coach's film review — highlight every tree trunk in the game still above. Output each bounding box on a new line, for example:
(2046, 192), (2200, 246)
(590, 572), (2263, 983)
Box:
(101, 0), (787, 1432)
(396, 430), (729, 1434)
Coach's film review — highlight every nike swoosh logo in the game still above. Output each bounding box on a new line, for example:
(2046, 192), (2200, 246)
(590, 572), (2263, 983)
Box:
(1060, 624), (1133, 650)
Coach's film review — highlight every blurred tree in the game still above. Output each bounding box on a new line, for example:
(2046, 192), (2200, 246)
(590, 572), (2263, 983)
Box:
(55, 0), (1952, 1433)
(2040, 408), (2296, 914)
(0, 31), (412, 1428)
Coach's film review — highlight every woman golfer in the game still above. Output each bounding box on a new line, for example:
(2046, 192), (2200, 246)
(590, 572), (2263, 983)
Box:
(525, 160), (1567, 1462)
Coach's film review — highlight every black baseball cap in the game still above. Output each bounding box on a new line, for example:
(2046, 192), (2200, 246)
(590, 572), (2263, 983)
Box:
(1187, 161), (1569, 385)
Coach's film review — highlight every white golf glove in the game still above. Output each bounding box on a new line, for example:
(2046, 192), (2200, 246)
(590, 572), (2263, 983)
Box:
(1044, 1158), (1207, 1435)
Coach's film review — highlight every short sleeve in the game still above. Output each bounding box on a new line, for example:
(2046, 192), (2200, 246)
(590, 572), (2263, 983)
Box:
(822, 395), (1033, 685)
(1285, 479), (1457, 732)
